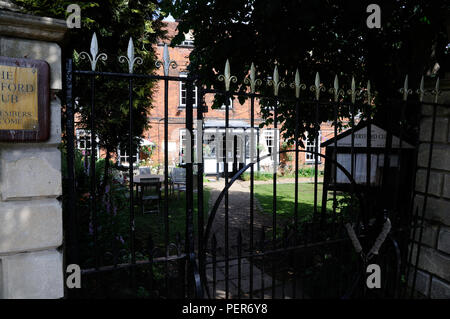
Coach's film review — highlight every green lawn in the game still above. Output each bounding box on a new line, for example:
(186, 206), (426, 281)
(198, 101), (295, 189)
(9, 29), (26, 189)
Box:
(135, 188), (210, 250)
(254, 183), (337, 222)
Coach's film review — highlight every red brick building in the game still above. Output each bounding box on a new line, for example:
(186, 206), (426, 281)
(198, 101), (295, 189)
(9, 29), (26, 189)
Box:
(75, 21), (338, 175)
(141, 21), (338, 175)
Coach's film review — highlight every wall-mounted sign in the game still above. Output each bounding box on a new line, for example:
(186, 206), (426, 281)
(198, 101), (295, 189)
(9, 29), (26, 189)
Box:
(0, 56), (50, 142)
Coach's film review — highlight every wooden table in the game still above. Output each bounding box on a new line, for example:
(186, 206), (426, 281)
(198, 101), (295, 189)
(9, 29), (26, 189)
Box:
(133, 174), (164, 184)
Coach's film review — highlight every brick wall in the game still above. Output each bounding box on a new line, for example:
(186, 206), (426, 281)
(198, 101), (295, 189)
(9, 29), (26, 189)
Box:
(143, 21), (336, 171)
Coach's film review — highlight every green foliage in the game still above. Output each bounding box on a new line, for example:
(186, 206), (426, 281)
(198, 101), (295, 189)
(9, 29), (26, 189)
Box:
(134, 188), (211, 249)
(335, 192), (361, 224)
(11, 0), (98, 19)
(14, 0), (168, 161)
(253, 183), (335, 221)
(241, 167), (323, 180)
(61, 148), (130, 267)
(240, 172), (272, 181)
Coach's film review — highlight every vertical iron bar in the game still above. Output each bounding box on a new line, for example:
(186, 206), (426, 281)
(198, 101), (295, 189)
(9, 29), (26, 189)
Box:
(197, 85), (206, 293)
(148, 233), (154, 295)
(405, 206), (419, 297)
(260, 227), (265, 300)
(185, 76), (195, 295)
(292, 98), (300, 299)
(65, 59), (81, 298)
(294, 99), (300, 238)
(382, 106), (394, 209)
(350, 102), (355, 229)
(272, 101), (277, 298)
(392, 99), (407, 298)
(90, 75), (99, 269)
(302, 223), (308, 299)
(257, 129), (260, 172)
(366, 104), (372, 223)
(163, 77), (170, 294)
(333, 100), (338, 234)
(314, 101), (319, 229)
(250, 95), (255, 299)
(212, 234), (217, 299)
(224, 93), (230, 299)
(177, 232), (186, 297)
(65, 59), (79, 267)
(282, 225), (287, 299)
(128, 77), (136, 289)
(237, 231), (242, 299)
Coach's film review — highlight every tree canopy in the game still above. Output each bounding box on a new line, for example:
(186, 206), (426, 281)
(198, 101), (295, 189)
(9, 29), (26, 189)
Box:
(13, 0), (168, 162)
(163, 0), (449, 141)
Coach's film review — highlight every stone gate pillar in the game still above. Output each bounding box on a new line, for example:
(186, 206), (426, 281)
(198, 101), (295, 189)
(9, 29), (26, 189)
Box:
(411, 77), (450, 298)
(0, 5), (67, 298)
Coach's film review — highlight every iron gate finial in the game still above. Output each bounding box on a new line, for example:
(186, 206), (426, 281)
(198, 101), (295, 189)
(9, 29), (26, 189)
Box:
(218, 59), (237, 92)
(290, 68), (306, 99)
(268, 65), (286, 96)
(119, 37), (143, 74)
(155, 44), (177, 76)
(79, 32), (108, 71)
(244, 62), (262, 94)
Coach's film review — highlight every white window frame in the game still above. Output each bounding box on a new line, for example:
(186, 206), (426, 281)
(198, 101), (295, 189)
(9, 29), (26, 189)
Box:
(179, 73), (198, 108)
(76, 129), (100, 159)
(263, 129), (279, 162)
(179, 129), (197, 164)
(181, 39), (194, 47)
(203, 130), (217, 159)
(304, 131), (322, 163)
(117, 145), (140, 167)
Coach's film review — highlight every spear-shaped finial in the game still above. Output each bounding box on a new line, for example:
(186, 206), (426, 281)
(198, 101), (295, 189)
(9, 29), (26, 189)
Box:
(244, 62), (262, 94)
(417, 75), (425, 102)
(218, 59), (237, 92)
(351, 76), (356, 104)
(310, 72), (326, 101)
(328, 74), (344, 102)
(315, 72), (320, 100)
(79, 32), (108, 71)
(267, 65), (286, 96)
(119, 37), (143, 74)
(398, 74), (412, 101)
(155, 43), (177, 76)
(333, 75), (339, 102)
(290, 68), (306, 99)
(345, 76), (357, 104)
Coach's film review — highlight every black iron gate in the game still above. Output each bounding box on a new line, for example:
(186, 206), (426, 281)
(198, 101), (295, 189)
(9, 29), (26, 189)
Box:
(63, 36), (202, 298)
(63, 33), (441, 299)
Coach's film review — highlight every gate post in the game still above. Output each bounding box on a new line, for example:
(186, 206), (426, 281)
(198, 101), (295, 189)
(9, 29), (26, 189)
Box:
(410, 76), (450, 298)
(0, 6), (67, 298)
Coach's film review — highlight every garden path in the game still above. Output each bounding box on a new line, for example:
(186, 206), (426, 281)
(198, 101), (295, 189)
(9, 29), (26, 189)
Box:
(203, 178), (307, 299)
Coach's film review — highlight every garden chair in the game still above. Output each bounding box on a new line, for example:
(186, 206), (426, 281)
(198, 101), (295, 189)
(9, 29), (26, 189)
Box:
(170, 167), (186, 198)
(140, 177), (161, 215)
(139, 167), (151, 175)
